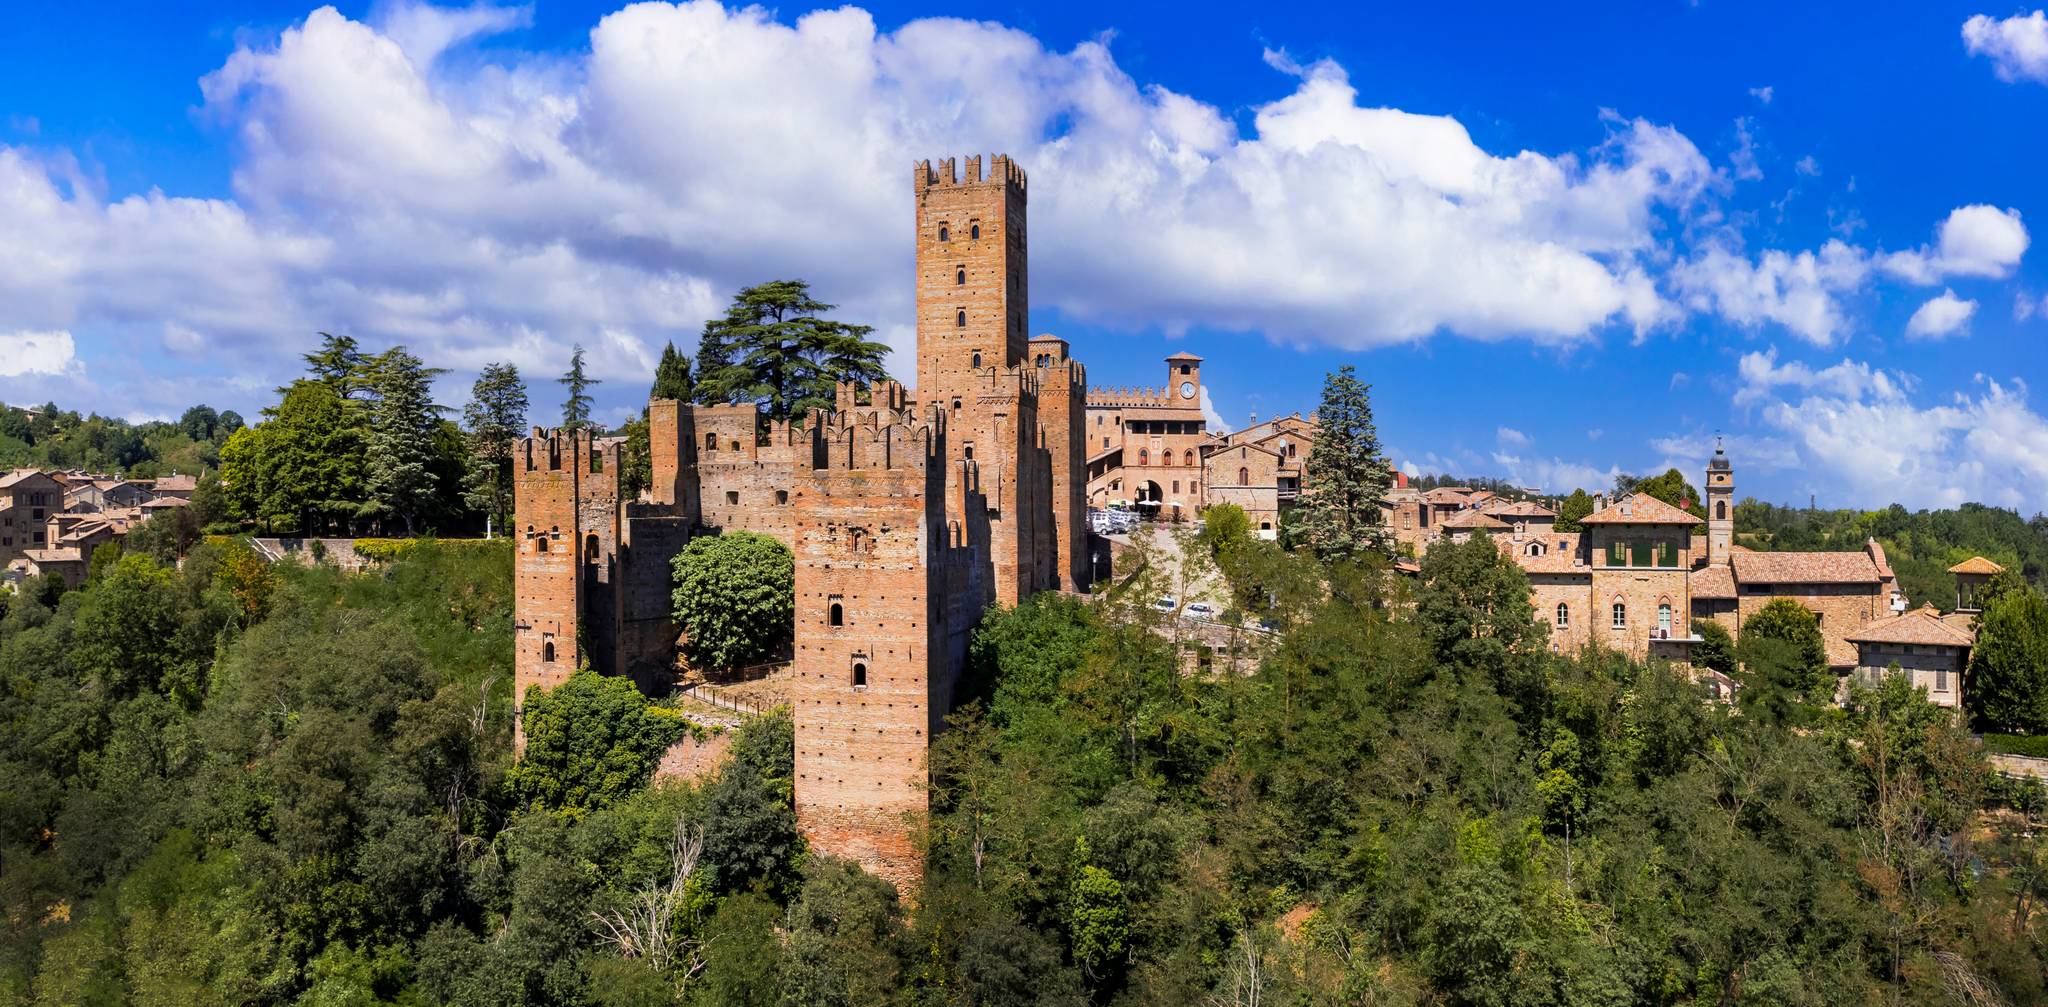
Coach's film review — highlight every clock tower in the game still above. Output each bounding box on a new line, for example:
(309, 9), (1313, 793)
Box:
(1166, 352), (1202, 408)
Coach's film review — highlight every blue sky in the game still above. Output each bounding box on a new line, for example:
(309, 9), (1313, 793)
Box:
(3, 3), (2047, 510)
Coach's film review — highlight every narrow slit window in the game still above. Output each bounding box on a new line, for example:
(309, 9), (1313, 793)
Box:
(955, 267), (966, 285)
(829, 602), (844, 627)
(956, 310), (966, 328)
(937, 224), (948, 242)
(970, 222), (981, 239)
(852, 663), (867, 688)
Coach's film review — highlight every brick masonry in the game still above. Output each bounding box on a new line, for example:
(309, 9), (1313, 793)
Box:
(513, 154), (1087, 890)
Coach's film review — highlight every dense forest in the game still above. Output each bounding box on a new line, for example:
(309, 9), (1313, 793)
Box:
(3, 518), (2046, 1005)
(0, 403), (241, 480)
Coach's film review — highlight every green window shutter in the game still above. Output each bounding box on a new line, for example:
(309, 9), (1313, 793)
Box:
(1659, 541), (1678, 567)
(1630, 541), (1651, 567)
(1607, 540), (1624, 565)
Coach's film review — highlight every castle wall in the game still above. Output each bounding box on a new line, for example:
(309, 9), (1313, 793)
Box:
(514, 431), (588, 733)
(790, 420), (948, 890)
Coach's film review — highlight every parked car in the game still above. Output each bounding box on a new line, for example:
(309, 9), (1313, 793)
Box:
(1152, 596), (1178, 612)
(1184, 601), (1219, 619)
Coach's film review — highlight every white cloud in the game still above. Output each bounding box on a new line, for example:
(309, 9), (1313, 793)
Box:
(1649, 430), (1800, 473)
(1488, 451), (1618, 495)
(1198, 385), (1231, 434)
(0, 330), (80, 378)
(1730, 117), (1763, 181)
(1795, 155), (1821, 176)
(1748, 85), (1775, 104)
(1905, 289), (1978, 339)
(1963, 11), (2048, 84)
(1496, 426), (1530, 447)
(1880, 204), (2029, 283)
(2018, 291), (2048, 320)
(1734, 346), (1905, 406)
(0, 0), (1741, 419)
(1671, 239), (1870, 345)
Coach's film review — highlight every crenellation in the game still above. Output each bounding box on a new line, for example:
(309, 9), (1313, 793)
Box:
(515, 153), (1085, 891)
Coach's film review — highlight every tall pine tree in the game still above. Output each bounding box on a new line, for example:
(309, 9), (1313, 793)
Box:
(694, 280), (889, 421)
(560, 344), (600, 430)
(1297, 366), (1394, 563)
(652, 341), (694, 401)
(462, 362), (529, 533)
(362, 347), (446, 534)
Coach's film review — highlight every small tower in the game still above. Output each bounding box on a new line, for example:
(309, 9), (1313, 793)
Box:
(1705, 437), (1734, 567)
(1950, 556), (2005, 612)
(1165, 352), (1203, 409)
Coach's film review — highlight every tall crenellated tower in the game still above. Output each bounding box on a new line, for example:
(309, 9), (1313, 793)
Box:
(915, 154), (1028, 399)
(513, 427), (621, 743)
(1705, 438), (1733, 567)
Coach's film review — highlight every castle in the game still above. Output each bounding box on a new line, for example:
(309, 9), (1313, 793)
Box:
(513, 155), (1087, 888)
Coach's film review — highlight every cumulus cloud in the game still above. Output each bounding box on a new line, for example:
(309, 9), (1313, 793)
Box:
(1670, 239), (1869, 345)
(0, 0), (1740, 418)
(1734, 346), (1906, 406)
(1198, 385), (1231, 434)
(0, 330), (80, 377)
(1730, 117), (1763, 181)
(2018, 290), (2048, 320)
(1748, 85), (1775, 104)
(1905, 289), (1978, 339)
(1880, 204), (2029, 283)
(1496, 426), (1530, 447)
(1649, 430), (1800, 473)
(1963, 10), (2048, 83)
(1795, 155), (1821, 176)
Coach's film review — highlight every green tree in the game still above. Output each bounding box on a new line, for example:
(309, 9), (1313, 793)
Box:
(362, 347), (446, 534)
(461, 362), (529, 533)
(1197, 502), (1251, 560)
(670, 532), (795, 673)
(1066, 838), (1129, 983)
(1554, 488), (1595, 532)
(1736, 598), (1832, 724)
(1967, 585), (2048, 734)
(651, 341), (693, 402)
(560, 344), (601, 431)
(1414, 533), (1543, 679)
(1691, 617), (1735, 677)
(509, 671), (689, 821)
(217, 381), (367, 534)
(177, 405), (219, 442)
(697, 891), (781, 1005)
(694, 280), (890, 422)
(299, 332), (370, 400)
(71, 554), (185, 701)
(1296, 366), (1394, 562)
(780, 857), (910, 1007)
(1628, 467), (1706, 528)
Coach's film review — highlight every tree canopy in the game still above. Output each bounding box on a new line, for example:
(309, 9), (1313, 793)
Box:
(670, 532), (796, 674)
(693, 280), (890, 422)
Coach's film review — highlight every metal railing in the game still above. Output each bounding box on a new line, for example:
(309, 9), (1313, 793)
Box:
(678, 681), (769, 718)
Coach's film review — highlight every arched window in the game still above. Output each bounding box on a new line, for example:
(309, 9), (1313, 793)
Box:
(1715, 500), (1727, 520)
(1611, 602), (1627, 629)
(705, 432), (717, 451)
(1183, 449), (1194, 466)
(585, 534), (600, 562)
(937, 224), (949, 242)
(852, 662), (868, 688)
(1238, 467), (1249, 485)
(1658, 603), (1672, 635)
(951, 398), (962, 411)
(1139, 448), (1149, 465)
(536, 534), (549, 553)
(829, 603), (844, 627)
(542, 640), (556, 663)
(955, 267), (966, 285)
(970, 222), (981, 239)
(1527, 543), (1544, 556)
(1556, 603), (1569, 628)
(956, 310), (966, 328)
(972, 350), (981, 369)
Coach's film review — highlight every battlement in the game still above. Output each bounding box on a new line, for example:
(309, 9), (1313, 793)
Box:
(914, 153), (1026, 193)
(833, 378), (911, 417)
(815, 414), (940, 473)
(519, 426), (608, 472)
(1088, 385), (1181, 407)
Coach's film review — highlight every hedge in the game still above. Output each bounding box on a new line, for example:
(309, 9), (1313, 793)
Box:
(1982, 733), (2048, 759)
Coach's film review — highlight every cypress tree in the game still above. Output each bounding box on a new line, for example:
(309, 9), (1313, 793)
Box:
(560, 344), (601, 430)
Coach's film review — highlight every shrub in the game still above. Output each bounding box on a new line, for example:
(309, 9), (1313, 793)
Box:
(671, 532), (794, 674)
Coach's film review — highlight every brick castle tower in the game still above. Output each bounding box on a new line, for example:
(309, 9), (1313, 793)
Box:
(512, 155), (1086, 888)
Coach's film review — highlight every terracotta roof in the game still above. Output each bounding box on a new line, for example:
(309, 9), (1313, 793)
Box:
(1164, 351), (1204, 362)
(1848, 604), (1977, 648)
(1948, 556), (2005, 576)
(1483, 500), (1557, 520)
(22, 547), (84, 565)
(153, 474), (198, 492)
(1579, 492), (1703, 526)
(1730, 550), (1883, 585)
(0, 469), (60, 490)
(1423, 487), (1472, 504)
(140, 497), (190, 509)
(1498, 533), (1588, 575)
(1439, 509), (1511, 530)
(1690, 564), (1737, 599)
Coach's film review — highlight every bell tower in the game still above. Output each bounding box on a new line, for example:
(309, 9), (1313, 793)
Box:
(1705, 437), (1734, 567)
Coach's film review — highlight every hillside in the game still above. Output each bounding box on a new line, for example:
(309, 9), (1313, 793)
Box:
(2, 532), (2044, 1004)
(1737, 500), (2048, 610)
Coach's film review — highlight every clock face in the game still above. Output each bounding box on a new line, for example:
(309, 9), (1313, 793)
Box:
(1180, 381), (1195, 399)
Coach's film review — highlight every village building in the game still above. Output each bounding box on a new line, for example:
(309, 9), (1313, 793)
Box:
(0, 470), (63, 567)
(1083, 353), (1212, 522)
(1846, 604), (1975, 708)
